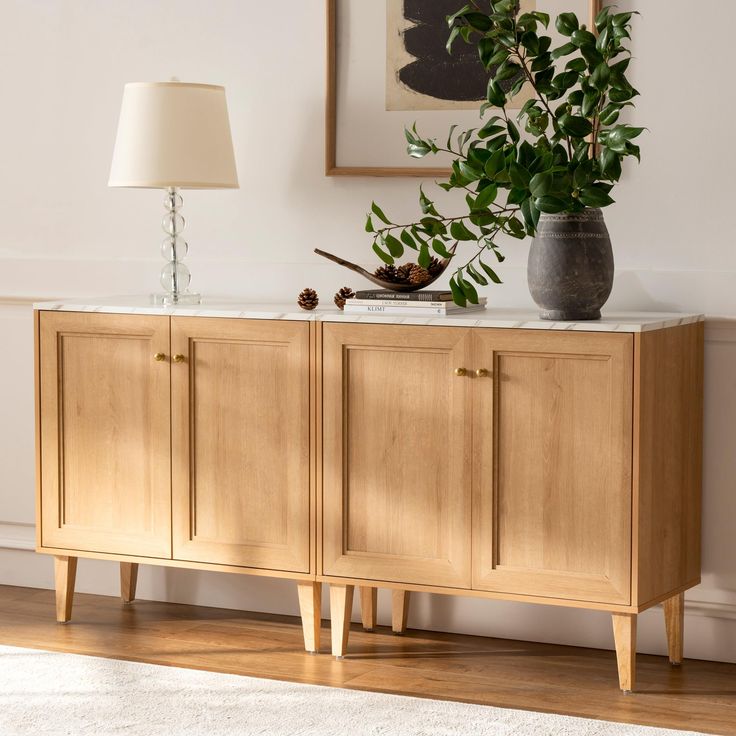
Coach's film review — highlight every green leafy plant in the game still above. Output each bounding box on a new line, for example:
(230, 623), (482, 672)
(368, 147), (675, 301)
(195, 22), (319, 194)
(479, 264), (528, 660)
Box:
(365, 1), (643, 306)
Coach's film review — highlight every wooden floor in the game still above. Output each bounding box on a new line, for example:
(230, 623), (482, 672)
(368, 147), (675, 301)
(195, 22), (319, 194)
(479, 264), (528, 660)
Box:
(0, 585), (734, 734)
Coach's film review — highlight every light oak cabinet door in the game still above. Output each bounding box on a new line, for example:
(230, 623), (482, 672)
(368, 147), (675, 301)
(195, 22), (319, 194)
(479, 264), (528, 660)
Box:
(472, 330), (633, 604)
(39, 312), (172, 558)
(322, 323), (472, 588)
(171, 318), (311, 573)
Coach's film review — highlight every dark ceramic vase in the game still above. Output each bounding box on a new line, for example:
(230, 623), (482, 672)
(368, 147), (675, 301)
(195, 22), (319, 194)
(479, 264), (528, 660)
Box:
(527, 208), (614, 321)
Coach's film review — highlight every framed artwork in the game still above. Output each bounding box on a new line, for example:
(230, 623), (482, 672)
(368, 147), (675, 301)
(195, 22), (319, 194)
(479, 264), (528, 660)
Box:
(326, 0), (602, 177)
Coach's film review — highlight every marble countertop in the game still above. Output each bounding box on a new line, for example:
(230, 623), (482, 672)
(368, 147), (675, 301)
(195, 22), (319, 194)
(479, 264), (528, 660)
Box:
(34, 296), (704, 333)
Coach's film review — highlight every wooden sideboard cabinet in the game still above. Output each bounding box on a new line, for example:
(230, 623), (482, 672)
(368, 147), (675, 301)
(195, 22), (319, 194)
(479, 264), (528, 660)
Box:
(35, 310), (322, 653)
(320, 319), (704, 692)
(34, 301), (704, 692)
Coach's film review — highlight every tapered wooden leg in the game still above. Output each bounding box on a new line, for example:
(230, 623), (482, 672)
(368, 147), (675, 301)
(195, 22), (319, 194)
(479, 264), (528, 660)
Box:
(329, 584), (354, 658)
(360, 586), (377, 631)
(297, 582), (322, 654)
(663, 592), (684, 665)
(120, 563), (138, 604)
(392, 589), (410, 635)
(612, 613), (637, 693)
(54, 556), (77, 623)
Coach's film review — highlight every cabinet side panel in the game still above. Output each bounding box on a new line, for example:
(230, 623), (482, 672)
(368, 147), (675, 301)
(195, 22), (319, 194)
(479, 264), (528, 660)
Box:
(635, 322), (704, 606)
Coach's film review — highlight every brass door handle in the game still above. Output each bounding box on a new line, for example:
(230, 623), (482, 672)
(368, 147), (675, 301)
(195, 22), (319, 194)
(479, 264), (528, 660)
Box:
(172, 354), (186, 363)
(454, 368), (467, 377)
(475, 368), (490, 378)
(153, 353), (166, 362)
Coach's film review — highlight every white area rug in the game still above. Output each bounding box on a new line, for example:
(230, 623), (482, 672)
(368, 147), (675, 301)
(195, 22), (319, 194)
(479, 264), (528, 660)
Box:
(0, 644), (705, 736)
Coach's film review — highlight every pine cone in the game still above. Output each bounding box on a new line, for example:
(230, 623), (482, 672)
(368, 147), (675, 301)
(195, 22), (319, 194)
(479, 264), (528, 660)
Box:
(334, 287), (355, 310)
(427, 256), (443, 277)
(297, 288), (319, 311)
(407, 264), (431, 285)
(396, 264), (413, 282)
(374, 264), (400, 283)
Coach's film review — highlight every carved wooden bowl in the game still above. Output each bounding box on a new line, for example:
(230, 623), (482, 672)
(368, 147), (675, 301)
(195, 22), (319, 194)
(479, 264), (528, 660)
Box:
(314, 246), (456, 292)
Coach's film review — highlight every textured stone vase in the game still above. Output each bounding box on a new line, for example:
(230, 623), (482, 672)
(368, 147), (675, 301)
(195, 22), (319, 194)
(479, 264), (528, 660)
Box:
(527, 208), (614, 321)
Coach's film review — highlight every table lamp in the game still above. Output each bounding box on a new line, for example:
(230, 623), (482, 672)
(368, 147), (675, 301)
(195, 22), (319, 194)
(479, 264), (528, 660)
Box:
(109, 81), (239, 304)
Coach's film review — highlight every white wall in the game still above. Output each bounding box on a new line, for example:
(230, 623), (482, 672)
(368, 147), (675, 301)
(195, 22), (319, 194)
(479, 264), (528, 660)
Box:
(1, 0), (735, 663)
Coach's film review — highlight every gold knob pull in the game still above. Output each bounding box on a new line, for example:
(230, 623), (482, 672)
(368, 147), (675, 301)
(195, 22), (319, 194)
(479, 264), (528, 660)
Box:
(172, 354), (186, 363)
(154, 353), (166, 362)
(476, 368), (489, 378)
(454, 368), (467, 377)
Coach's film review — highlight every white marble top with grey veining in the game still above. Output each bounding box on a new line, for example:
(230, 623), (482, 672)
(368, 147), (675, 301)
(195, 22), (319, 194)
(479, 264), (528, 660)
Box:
(33, 296), (704, 333)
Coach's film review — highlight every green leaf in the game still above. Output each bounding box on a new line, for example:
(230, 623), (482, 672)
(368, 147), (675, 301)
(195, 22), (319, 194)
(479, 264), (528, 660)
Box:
(555, 12), (579, 36)
(432, 238), (454, 259)
(419, 186), (439, 216)
(559, 114), (593, 138)
(408, 142), (432, 158)
(591, 62), (611, 90)
(520, 198), (541, 234)
(464, 12), (493, 32)
(478, 121), (505, 139)
(509, 162), (531, 189)
(571, 29), (597, 48)
(578, 186), (615, 207)
(365, 215), (375, 233)
(420, 217), (447, 237)
(459, 274), (479, 304)
(372, 242), (393, 265)
(445, 124), (458, 150)
(467, 263), (488, 286)
(534, 195), (568, 213)
(458, 160), (483, 182)
(507, 119), (520, 143)
(566, 58), (587, 73)
(599, 147), (622, 180)
(449, 276), (467, 307)
(383, 234), (404, 258)
(484, 149), (506, 178)
(529, 171), (553, 197)
(418, 242), (431, 269)
(480, 260), (504, 283)
(481, 45), (509, 70)
(450, 221), (476, 241)
(496, 61), (523, 81)
(400, 229), (417, 250)
(486, 80), (507, 107)
(445, 25), (461, 54)
(551, 42), (577, 60)
(371, 202), (391, 225)
(475, 183), (498, 209)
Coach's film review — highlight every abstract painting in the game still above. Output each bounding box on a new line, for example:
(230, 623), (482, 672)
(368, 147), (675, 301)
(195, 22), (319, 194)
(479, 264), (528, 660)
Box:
(386, 0), (535, 111)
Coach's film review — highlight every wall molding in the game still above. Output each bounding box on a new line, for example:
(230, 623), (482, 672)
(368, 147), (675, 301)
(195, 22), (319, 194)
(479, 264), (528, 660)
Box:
(704, 317), (736, 344)
(1, 520), (735, 623)
(0, 521), (35, 550)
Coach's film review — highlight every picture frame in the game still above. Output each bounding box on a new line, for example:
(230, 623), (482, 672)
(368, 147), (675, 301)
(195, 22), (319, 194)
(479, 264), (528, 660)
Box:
(325, 0), (602, 178)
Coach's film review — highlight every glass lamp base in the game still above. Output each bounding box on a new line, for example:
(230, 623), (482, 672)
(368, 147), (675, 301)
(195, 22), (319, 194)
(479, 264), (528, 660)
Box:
(151, 292), (202, 306)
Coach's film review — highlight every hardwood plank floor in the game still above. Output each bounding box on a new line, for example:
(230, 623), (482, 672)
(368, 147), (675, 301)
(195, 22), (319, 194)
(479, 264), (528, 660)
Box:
(0, 585), (734, 734)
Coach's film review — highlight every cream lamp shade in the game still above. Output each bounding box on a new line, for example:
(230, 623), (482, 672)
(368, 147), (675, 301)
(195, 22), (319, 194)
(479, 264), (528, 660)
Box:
(108, 82), (239, 189)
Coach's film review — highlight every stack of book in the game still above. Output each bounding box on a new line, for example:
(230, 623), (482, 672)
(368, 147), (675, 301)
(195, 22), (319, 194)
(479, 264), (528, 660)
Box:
(344, 290), (487, 316)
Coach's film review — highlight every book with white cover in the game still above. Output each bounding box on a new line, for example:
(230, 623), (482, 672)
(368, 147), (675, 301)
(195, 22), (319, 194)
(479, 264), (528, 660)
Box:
(344, 301), (487, 316)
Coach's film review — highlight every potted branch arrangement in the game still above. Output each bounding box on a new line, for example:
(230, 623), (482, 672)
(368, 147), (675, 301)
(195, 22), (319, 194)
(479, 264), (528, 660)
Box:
(360, 2), (643, 320)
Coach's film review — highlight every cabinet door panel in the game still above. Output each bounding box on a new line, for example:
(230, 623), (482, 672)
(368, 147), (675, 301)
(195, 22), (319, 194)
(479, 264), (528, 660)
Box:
(473, 330), (633, 604)
(171, 318), (311, 573)
(322, 324), (472, 588)
(39, 312), (171, 558)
